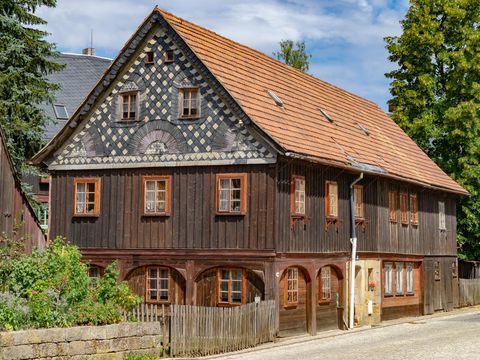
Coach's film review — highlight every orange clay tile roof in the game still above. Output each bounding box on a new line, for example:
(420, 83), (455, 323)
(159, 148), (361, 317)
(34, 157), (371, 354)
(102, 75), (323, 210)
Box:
(158, 9), (466, 195)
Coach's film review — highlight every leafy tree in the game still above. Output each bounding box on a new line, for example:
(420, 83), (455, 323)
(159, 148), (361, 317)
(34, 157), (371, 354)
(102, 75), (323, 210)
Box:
(274, 40), (311, 72)
(0, 0), (63, 171)
(385, 0), (480, 259)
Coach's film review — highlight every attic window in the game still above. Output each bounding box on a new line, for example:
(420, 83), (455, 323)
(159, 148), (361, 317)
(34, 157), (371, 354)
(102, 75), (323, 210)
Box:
(145, 51), (154, 64)
(165, 50), (174, 63)
(319, 108), (333, 123)
(356, 122), (370, 136)
(267, 90), (283, 107)
(53, 104), (68, 119)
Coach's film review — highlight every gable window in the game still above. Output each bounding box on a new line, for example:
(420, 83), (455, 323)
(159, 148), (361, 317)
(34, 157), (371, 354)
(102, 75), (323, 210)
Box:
(410, 194), (418, 225)
(121, 92), (137, 120)
(406, 263), (414, 295)
(146, 267), (170, 303)
(74, 178), (100, 216)
(291, 176), (305, 216)
(389, 190), (397, 222)
(400, 192), (408, 224)
(145, 51), (154, 64)
(53, 104), (69, 119)
(218, 269), (244, 305)
(354, 185), (364, 219)
(326, 181), (338, 218)
(143, 176), (171, 216)
(395, 262), (404, 295)
(384, 262), (393, 296)
(38, 203), (48, 230)
(320, 267), (331, 301)
(179, 88), (200, 118)
(439, 201), (446, 230)
(286, 267), (299, 305)
(216, 173), (247, 214)
(165, 49), (174, 63)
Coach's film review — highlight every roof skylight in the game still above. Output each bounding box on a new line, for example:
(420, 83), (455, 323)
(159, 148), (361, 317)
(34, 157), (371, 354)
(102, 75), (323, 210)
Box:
(53, 104), (69, 119)
(356, 122), (370, 136)
(319, 108), (334, 123)
(267, 90), (284, 107)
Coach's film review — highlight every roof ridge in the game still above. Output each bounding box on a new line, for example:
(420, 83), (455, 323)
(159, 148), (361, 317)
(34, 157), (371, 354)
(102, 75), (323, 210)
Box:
(60, 52), (113, 61)
(156, 8), (381, 110)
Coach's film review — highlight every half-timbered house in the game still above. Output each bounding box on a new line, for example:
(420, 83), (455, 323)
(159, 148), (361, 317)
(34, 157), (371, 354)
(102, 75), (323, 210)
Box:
(32, 8), (467, 336)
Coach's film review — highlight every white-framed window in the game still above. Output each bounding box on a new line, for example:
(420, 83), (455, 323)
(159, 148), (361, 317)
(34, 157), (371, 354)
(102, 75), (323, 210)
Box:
(286, 267), (299, 304)
(384, 262), (393, 296)
(292, 176), (306, 216)
(439, 201), (446, 230)
(406, 263), (414, 295)
(396, 262), (404, 295)
(320, 267), (331, 300)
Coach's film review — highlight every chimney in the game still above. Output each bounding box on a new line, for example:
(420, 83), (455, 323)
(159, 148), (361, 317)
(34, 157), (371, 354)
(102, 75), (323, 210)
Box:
(82, 47), (96, 56)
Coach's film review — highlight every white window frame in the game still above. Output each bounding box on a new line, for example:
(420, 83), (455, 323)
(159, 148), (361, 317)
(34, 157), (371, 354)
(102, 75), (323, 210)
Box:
(439, 201), (446, 230)
(406, 263), (414, 295)
(384, 262), (393, 296)
(396, 262), (404, 295)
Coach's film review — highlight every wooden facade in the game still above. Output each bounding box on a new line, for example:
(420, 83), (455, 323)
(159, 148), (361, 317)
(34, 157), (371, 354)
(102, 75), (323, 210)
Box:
(0, 129), (45, 252)
(36, 8), (465, 337)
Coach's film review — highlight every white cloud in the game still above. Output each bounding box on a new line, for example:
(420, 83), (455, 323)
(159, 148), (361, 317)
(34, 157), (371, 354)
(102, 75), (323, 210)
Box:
(37, 0), (409, 109)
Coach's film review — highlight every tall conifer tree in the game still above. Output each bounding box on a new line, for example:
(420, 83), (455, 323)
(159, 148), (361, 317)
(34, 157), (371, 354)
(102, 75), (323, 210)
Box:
(386, 0), (480, 259)
(0, 0), (62, 171)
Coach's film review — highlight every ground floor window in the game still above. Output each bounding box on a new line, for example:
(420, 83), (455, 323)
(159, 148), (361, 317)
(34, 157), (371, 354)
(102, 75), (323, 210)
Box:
(384, 262), (393, 296)
(396, 262), (404, 295)
(218, 269), (244, 305)
(286, 267), (299, 305)
(146, 267), (170, 303)
(88, 266), (103, 288)
(319, 267), (331, 301)
(406, 263), (414, 295)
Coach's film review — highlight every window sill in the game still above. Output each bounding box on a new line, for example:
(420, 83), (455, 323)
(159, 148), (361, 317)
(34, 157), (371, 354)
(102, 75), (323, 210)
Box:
(179, 116), (200, 120)
(318, 300), (331, 305)
(283, 304), (298, 310)
(73, 213), (100, 218)
(142, 213), (171, 217)
(145, 301), (171, 305)
(389, 220), (398, 224)
(217, 303), (243, 307)
(215, 212), (246, 216)
(383, 294), (393, 298)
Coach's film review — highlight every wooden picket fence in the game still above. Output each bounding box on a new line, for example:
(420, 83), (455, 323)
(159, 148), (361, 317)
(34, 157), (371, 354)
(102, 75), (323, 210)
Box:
(170, 300), (277, 357)
(459, 279), (480, 306)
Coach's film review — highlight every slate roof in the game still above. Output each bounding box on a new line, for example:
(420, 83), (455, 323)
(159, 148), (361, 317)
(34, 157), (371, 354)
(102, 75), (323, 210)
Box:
(39, 53), (111, 139)
(32, 8), (467, 195)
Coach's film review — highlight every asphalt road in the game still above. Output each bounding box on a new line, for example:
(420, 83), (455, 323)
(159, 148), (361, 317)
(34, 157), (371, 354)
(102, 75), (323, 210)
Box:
(215, 310), (480, 360)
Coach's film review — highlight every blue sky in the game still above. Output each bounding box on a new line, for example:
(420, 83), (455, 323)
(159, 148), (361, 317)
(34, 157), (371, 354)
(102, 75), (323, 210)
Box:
(38, 0), (409, 110)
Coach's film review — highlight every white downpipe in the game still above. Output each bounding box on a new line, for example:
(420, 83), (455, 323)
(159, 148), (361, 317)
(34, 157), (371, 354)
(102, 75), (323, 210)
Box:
(349, 172), (363, 330)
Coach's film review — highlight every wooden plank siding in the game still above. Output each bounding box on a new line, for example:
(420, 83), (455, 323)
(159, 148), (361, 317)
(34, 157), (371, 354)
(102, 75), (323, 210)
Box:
(0, 130), (45, 253)
(276, 159), (457, 257)
(49, 165), (276, 250)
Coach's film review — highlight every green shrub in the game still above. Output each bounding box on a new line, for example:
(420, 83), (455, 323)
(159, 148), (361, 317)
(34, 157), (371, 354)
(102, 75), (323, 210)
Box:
(0, 237), (141, 330)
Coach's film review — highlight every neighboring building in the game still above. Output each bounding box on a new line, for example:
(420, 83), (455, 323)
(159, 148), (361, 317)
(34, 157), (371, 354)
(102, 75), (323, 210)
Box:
(32, 8), (467, 336)
(0, 127), (45, 252)
(26, 52), (111, 231)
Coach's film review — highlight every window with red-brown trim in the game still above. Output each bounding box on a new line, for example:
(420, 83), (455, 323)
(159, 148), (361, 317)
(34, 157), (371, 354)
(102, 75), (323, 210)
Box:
(410, 194), (418, 225)
(121, 92), (137, 120)
(216, 173), (247, 214)
(388, 190), (397, 222)
(400, 192), (408, 224)
(285, 267), (299, 305)
(319, 266), (331, 302)
(179, 88), (200, 118)
(354, 185), (364, 219)
(143, 176), (171, 216)
(146, 267), (170, 304)
(217, 268), (244, 305)
(291, 176), (305, 216)
(74, 178), (101, 216)
(88, 266), (103, 288)
(326, 181), (338, 218)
